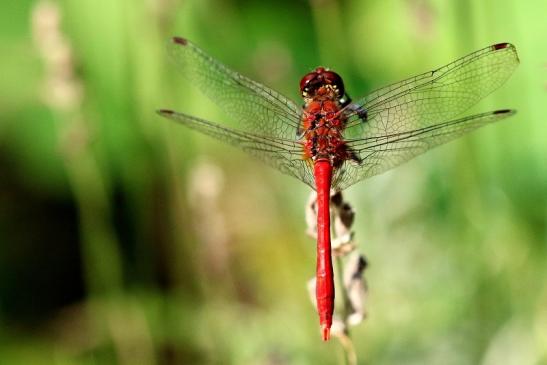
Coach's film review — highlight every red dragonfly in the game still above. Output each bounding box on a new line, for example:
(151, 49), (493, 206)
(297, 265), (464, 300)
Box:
(158, 37), (519, 341)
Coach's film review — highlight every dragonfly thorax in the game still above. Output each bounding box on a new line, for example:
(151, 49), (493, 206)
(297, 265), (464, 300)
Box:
(301, 99), (356, 168)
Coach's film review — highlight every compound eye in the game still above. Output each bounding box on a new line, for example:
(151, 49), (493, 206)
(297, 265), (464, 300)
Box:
(322, 71), (345, 96)
(299, 73), (317, 93)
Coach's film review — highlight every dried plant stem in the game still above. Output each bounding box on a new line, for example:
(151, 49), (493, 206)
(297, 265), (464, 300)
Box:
(335, 256), (350, 329)
(32, 0), (123, 295)
(31, 3), (158, 364)
(335, 255), (357, 365)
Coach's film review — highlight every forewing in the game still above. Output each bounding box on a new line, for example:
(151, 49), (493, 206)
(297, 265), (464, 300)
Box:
(168, 37), (302, 139)
(333, 110), (515, 190)
(343, 43), (519, 135)
(158, 109), (315, 188)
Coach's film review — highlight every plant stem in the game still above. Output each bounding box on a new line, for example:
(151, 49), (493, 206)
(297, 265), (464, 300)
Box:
(335, 255), (357, 365)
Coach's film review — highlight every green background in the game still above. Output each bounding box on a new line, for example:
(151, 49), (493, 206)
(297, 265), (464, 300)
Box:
(1, 0), (546, 364)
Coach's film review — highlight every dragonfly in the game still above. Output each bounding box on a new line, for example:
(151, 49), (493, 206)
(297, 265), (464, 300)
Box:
(158, 37), (519, 341)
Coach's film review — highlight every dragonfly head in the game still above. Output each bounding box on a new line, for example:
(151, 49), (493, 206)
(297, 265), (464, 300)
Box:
(300, 67), (345, 101)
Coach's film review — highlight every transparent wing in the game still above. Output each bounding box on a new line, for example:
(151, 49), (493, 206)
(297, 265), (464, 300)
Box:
(332, 43), (519, 189)
(167, 37), (302, 139)
(344, 43), (518, 132)
(332, 110), (515, 190)
(158, 109), (315, 188)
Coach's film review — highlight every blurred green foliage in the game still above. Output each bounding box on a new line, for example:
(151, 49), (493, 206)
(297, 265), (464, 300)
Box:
(0, 0), (546, 364)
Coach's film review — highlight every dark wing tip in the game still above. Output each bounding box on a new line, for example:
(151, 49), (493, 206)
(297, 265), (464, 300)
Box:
(157, 109), (175, 116)
(492, 42), (512, 50)
(493, 109), (516, 115)
(491, 42), (519, 63)
(172, 36), (188, 46)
